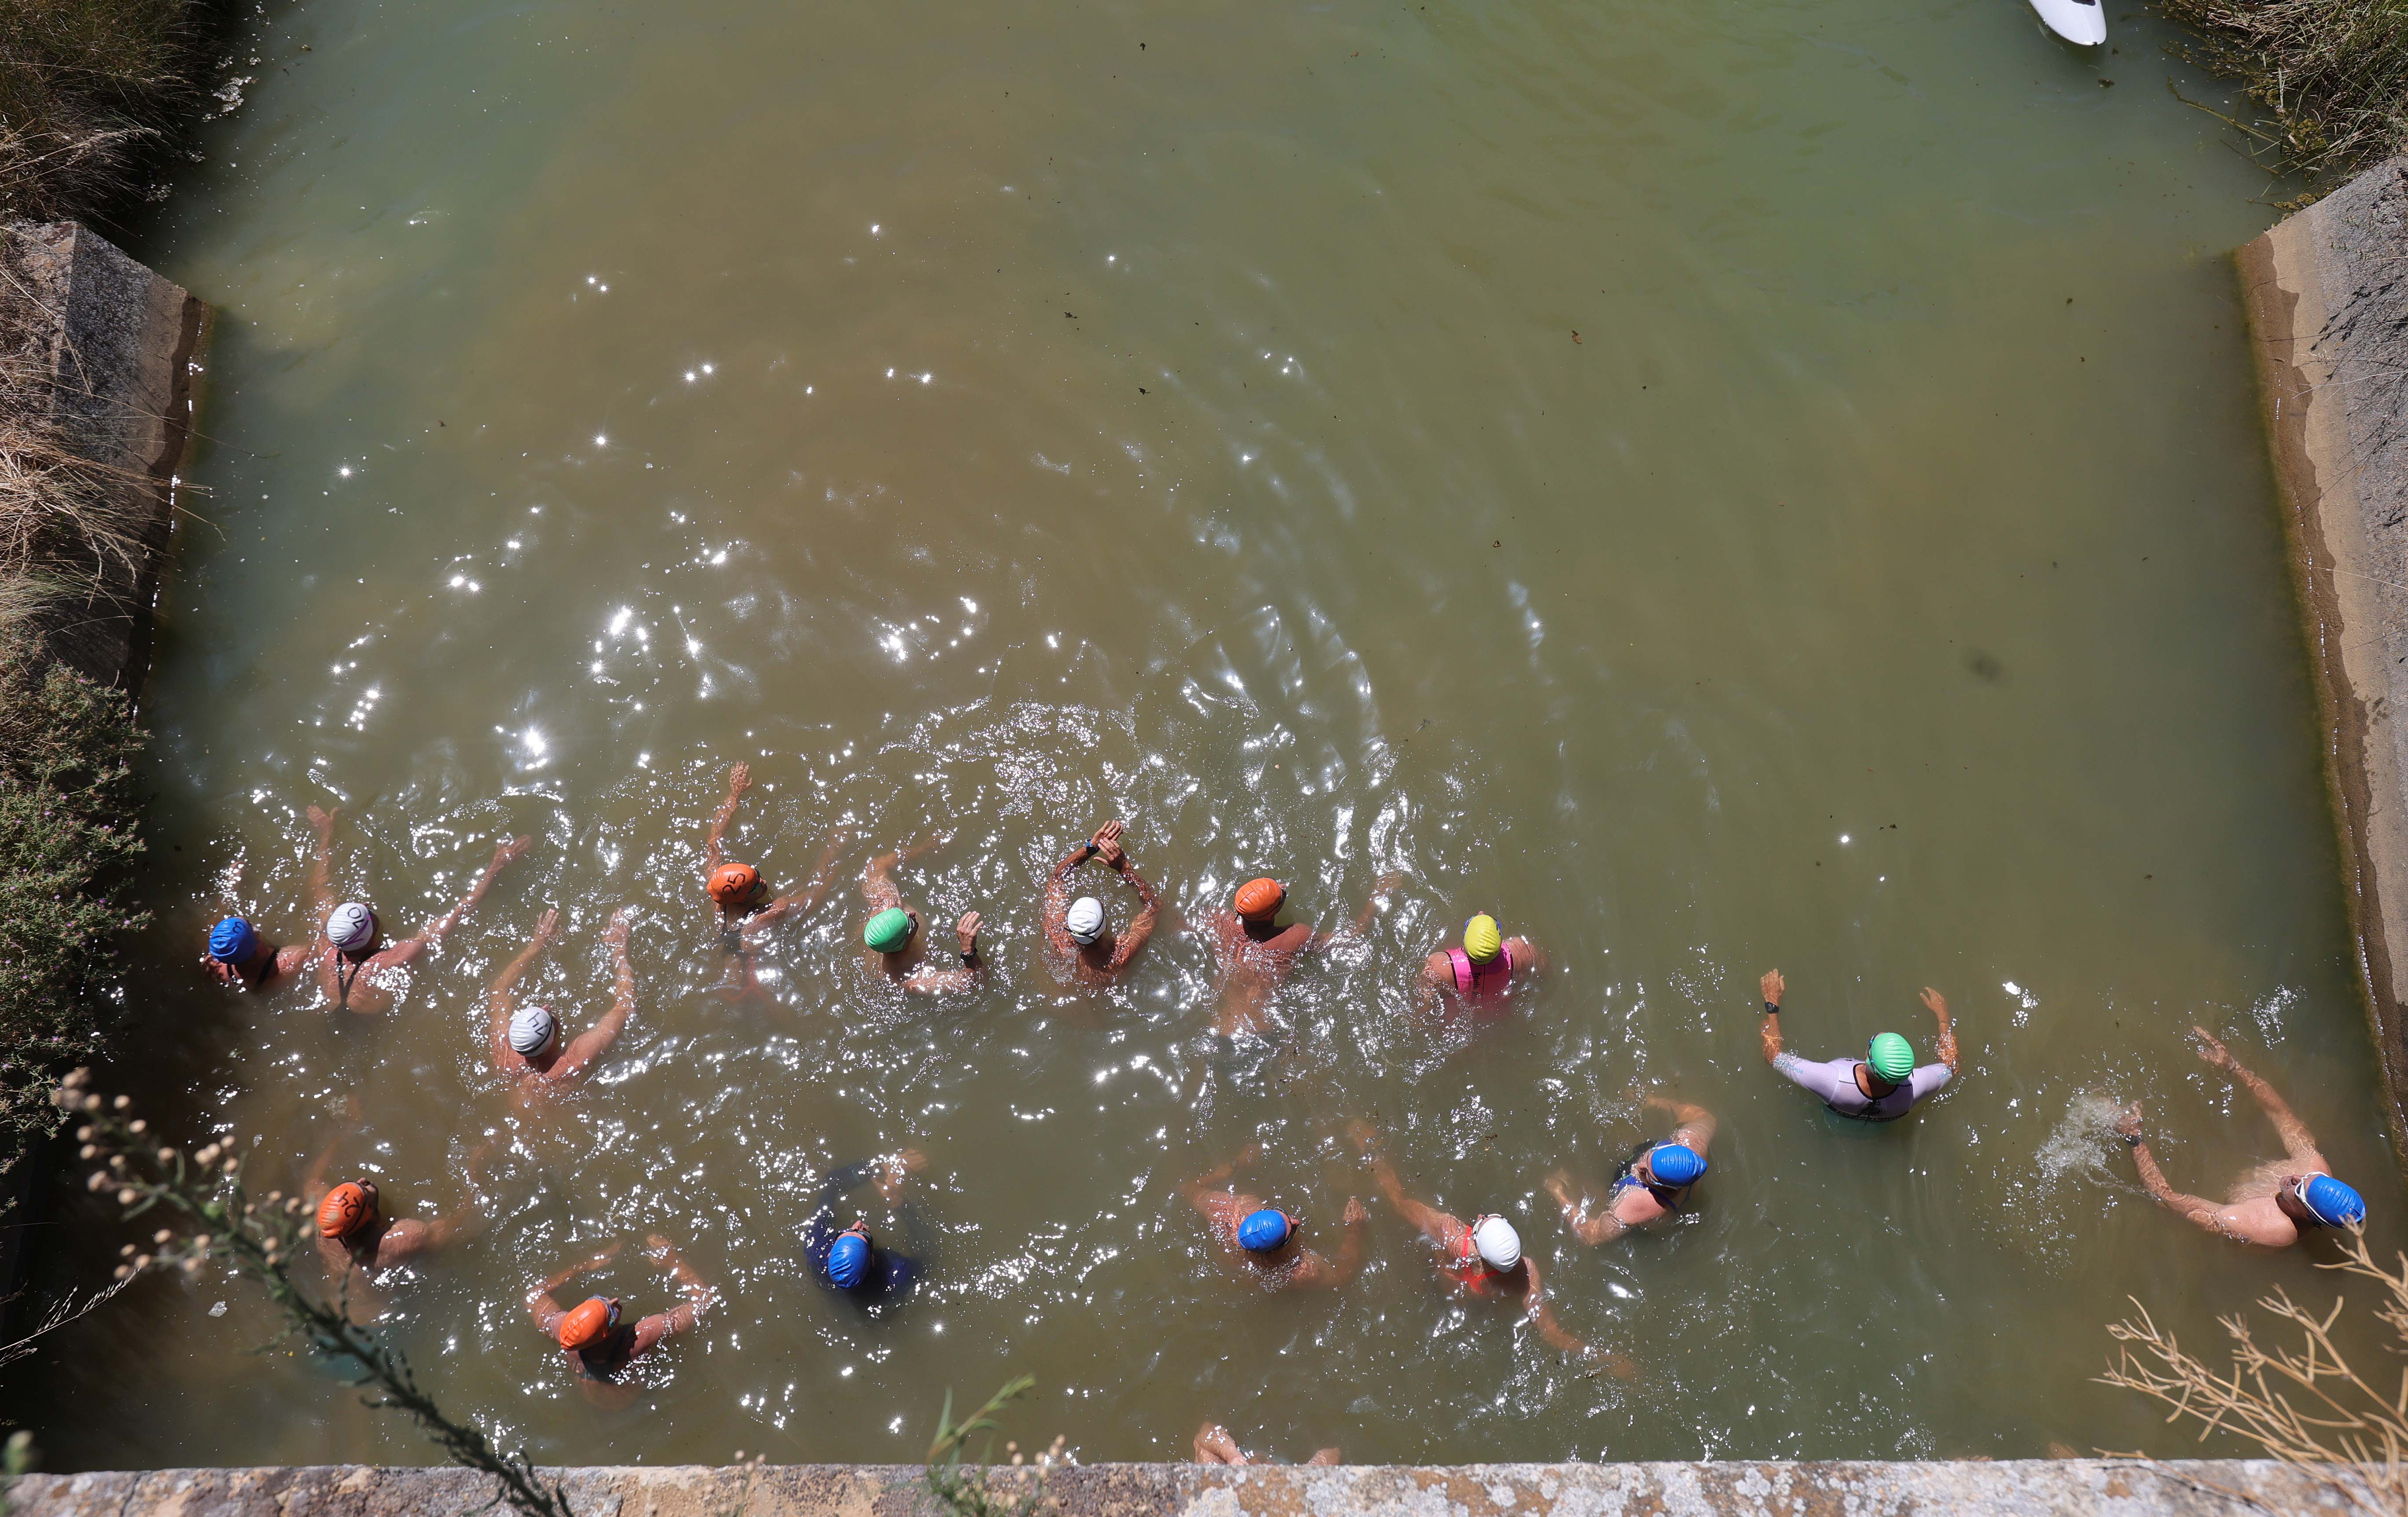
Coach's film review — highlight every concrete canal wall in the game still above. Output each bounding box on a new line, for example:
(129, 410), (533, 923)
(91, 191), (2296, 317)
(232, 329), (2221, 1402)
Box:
(3, 1459), (2361, 1515)
(2241, 155), (2408, 1162)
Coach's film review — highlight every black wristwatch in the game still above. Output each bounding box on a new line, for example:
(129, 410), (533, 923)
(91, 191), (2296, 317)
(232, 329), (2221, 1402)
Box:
(1764, 1002), (1780, 1016)
(960, 949), (977, 963)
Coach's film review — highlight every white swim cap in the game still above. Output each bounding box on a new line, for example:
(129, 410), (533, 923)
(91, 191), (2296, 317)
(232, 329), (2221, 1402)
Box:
(328, 902), (378, 954)
(1065, 896), (1105, 945)
(508, 1005), (558, 1056)
(1471, 1215), (1522, 1272)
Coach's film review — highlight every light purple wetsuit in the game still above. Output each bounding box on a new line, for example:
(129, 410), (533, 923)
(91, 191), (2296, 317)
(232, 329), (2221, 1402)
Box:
(1773, 1053), (1950, 1122)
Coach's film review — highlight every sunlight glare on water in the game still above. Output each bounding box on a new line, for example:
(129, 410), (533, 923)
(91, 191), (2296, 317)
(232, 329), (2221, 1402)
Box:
(13, 0), (2404, 1473)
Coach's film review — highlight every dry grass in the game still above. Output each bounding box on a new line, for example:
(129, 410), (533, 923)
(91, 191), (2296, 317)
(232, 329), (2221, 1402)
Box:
(0, 0), (206, 225)
(2155, 0), (2408, 185)
(2101, 1227), (2408, 1514)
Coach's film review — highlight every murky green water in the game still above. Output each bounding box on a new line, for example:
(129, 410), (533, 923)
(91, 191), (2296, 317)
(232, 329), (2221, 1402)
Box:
(10, 0), (2398, 1472)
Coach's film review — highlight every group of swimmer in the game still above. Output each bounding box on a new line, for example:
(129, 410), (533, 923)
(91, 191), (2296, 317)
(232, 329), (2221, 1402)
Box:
(198, 762), (2375, 1439)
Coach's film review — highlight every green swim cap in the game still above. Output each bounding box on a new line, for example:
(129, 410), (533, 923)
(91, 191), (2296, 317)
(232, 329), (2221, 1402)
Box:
(864, 907), (914, 953)
(1866, 1032), (1916, 1084)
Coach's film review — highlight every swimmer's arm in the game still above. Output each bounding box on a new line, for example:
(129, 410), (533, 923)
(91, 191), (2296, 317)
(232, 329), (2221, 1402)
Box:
(653, 1237), (716, 1337)
(488, 908), (560, 1067)
(305, 805), (339, 923)
(1184, 1144), (1258, 1197)
(1308, 1196), (1369, 1286)
(1111, 857), (1161, 967)
(705, 762), (750, 874)
(862, 851), (904, 912)
(1758, 969), (1786, 1063)
(904, 912), (985, 995)
(1315, 874), (1405, 950)
(1039, 845), (1087, 956)
(1509, 937), (1547, 975)
(2196, 1030), (2321, 1159)
(411, 836), (530, 955)
(554, 911), (635, 1083)
(2127, 1140), (2243, 1235)
(1922, 988), (1958, 1073)
(1415, 956), (1449, 1018)
(1647, 1095), (1718, 1154)
(526, 1245), (617, 1332)
(1520, 1258), (1593, 1359)
(752, 827), (854, 937)
(300, 1118), (349, 1208)
(1547, 1172), (1627, 1245)
(1194, 1425), (1248, 1465)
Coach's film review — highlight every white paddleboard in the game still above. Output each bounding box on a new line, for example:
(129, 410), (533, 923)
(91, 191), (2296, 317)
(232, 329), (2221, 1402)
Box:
(2028, 0), (2106, 46)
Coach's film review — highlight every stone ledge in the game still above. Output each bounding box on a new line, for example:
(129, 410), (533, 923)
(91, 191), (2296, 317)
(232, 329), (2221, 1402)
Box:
(4, 1460), (2357, 1515)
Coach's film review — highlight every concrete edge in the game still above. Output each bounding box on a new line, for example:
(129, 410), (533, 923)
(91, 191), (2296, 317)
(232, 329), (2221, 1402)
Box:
(2239, 158), (2408, 1168)
(1, 1459), (2369, 1516)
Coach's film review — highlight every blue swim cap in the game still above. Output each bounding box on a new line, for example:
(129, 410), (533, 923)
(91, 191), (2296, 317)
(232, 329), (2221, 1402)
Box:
(2303, 1175), (2367, 1228)
(1236, 1209), (1292, 1253)
(1648, 1143), (1707, 1187)
(208, 917), (258, 964)
(827, 1230), (870, 1288)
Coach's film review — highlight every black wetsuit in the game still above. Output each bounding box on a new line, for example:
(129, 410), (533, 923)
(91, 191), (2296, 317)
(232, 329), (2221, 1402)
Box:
(804, 1160), (932, 1304)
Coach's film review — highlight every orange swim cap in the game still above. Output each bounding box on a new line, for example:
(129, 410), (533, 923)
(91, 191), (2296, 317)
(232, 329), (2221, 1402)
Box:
(708, 862), (762, 907)
(1234, 878), (1286, 920)
(558, 1297), (616, 1350)
(316, 1182), (375, 1239)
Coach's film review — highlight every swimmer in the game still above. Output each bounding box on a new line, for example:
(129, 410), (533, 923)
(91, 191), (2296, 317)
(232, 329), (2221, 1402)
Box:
(1040, 820), (1161, 988)
(863, 834), (984, 994)
(1349, 1120), (1611, 1367)
(309, 806), (532, 1016)
(2114, 1027), (2367, 1249)
(487, 907), (635, 1099)
(1192, 1425), (1341, 1466)
(1758, 969), (1958, 1122)
(1416, 912), (1546, 1016)
(1546, 1090), (1716, 1243)
(1208, 873), (1401, 1037)
(1180, 1144), (1366, 1290)
(528, 1234), (716, 1409)
(704, 762), (850, 944)
(299, 1111), (488, 1317)
(804, 1149), (935, 1305)
(202, 914), (308, 992)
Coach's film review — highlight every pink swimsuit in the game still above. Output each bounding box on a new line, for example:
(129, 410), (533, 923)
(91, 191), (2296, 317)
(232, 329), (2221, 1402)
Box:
(1443, 944), (1514, 995)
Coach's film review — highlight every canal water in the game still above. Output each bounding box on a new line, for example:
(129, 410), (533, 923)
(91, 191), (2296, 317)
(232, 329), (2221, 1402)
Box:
(13, 0), (2397, 1473)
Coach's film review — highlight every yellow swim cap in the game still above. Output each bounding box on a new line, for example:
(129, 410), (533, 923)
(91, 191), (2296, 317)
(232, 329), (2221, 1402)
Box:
(1463, 914), (1502, 963)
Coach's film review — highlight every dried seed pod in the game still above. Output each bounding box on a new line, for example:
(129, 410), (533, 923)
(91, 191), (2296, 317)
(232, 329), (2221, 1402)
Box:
(127, 1120), (147, 1135)
(156, 1149), (176, 1166)
(152, 1229), (172, 1245)
(114, 1188), (138, 1206)
(111, 1095), (129, 1111)
(85, 1172), (110, 1193)
(77, 1146), (95, 1161)
(112, 1265), (131, 1281)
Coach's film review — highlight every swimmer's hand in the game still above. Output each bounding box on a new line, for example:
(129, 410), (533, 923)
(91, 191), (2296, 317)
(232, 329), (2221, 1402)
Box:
(2191, 1027), (2237, 1070)
(1760, 968), (1784, 1007)
(955, 911), (982, 953)
(1343, 1196), (1368, 1226)
(308, 804), (340, 837)
(726, 761), (752, 795)
(1372, 873), (1406, 896)
(1345, 1118), (1380, 1154)
(1093, 820), (1125, 867)
(532, 907), (561, 944)
(1919, 987), (1948, 1017)
(2114, 1103), (2144, 1146)
(490, 835), (535, 870)
(602, 907), (631, 949)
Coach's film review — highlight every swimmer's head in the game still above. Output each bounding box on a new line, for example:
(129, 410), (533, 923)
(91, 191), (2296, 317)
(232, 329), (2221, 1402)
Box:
(2289, 1173), (2368, 1229)
(509, 1005), (559, 1058)
(1234, 878), (1286, 922)
(1865, 1032), (1915, 1086)
(864, 907), (915, 955)
(1236, 1208), (1293, 1253)
(327, 902), (379, 956)
(316, 1180), (377, 1239)
(827, 1226), (872, 1288)
(708, 862), (763, 908)
(208, 916), (259, 965)
(1462, 915), (1503, 964)
(1645, 1143), (1707, 1187)
(558, 1297), (620, 1350)
(1065, 896), (1106, 946)
(1470, 1214), (1522, 1272)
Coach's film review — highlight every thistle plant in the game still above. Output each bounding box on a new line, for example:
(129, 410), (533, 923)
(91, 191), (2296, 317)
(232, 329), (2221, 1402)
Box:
(2101, 1223), (2408, 1516)
(51, 1069), (576, 1517)
(923, 1375), (1061, 1517)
